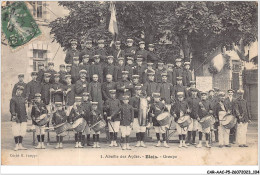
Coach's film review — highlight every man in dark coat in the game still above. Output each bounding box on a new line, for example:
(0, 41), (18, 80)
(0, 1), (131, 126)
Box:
(182, 62), (192, 87)
(37, 63), (45, 83)
(45, 62), (57, 84)
(75, 70), (88, 97)
(125, 38), (137, 58)
(79, 54), (91, 82)
(147, 44), (159, 65)
(111, 41), (125, 64)
(101, 74), (117, 102)
(65, 39), (80, 64)
(12, 73), (26, 98)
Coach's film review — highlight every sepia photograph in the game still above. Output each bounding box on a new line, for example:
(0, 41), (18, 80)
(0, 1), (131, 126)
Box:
(1, 0), (258, 169)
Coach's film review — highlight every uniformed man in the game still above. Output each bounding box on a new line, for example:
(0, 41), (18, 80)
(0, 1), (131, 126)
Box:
(148, 93), (169, 148)
(133, 56), (146, 84)
(155, 62), (165, 83)
(65, 64), (72, 75)
(118, 95), (134, 150)
(88, 74), (103, 114)
(167, 63), (176, 85)
(116, 71), (133, 100)
(101, 74), (117, 102)
(182, 62), (192, 87)
(147, 44), (159, 65)
(234, 89), (251, 147)
(45, 62), (57, 84)
(81, 92), (92, 146)
(63, 75), (75, 116)
(196, 92), (213, 148)
(112, 41), (125, 63)
(225, 89), (236, 144)
(142, 71), (159, 100)
(136, 41), (149, 63)
(59, 64), (67, 85)
(41, 73), (52, 115)
(79, 40), (95, 63)
(79, 54), (91, 82)
(125, 38), (137, 58)
(103, 56), (118, 82)
(65, 39), (80, 64)
(10, 86), (28, 151)
(174, 58), (183, 79)
(173, 77), (188, 99)
(91, 55), (104, 83)
(186, 87), (201, 145)
(37, 63), (45, 83)
(170, 91), (189, 148)
(104, 90), (121, 147)
(129, 86), (148, 147)
(95, 39), (108, 64)
(50, 74), (64, 103)
(31, 93), (48, 149)
(71, 56), (81, 84)
(132, 75), (142, 96)
(187, 81), (201, 98)
(143, 63), (156, 83)
(12, 73), (26, 98)
(125, 57), (134, 80)
(159, 72), (174, 111)
(116, 57), (126, 81)
(75, 70), (88, 97)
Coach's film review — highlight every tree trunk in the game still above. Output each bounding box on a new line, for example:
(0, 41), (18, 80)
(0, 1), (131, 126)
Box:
(182, 34), (190, 62)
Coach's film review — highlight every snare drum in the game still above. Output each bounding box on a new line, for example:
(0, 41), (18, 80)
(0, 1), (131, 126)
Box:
(54, 122), (70, 135)
(199, 115), (215, 129)
(35, 114), (51, 126)
(72, 118), (87, 132)
(91, 119), (106, 133)
(177, 115), (192, 128)
(156, 112), (171, 126)
(222, 115), (237, 129)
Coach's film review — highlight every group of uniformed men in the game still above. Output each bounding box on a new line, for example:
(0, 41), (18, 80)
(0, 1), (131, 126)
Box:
(10, 38), (251, 151)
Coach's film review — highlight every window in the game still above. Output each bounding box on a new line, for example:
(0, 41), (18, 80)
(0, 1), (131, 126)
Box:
(33, 49), (47, 59)
(31, 1), (44, 19)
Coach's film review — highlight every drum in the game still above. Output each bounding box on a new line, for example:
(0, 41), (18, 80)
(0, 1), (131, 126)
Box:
(35, 114), (51, 126)
(54, 122), (70, 135)
(199, 115), (215, 129)
(177, 115), (192, 128)
(91, 119), (106, 133)
(72, 118), (87, 132)
(222, 114), (237, 129)
(156, 112), (171, 126)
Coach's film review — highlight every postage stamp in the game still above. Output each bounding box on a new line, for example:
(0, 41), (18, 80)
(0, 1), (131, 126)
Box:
(1, 2), (41, 49)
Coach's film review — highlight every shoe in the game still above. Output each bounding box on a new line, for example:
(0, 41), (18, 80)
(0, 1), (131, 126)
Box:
(35, 143), (42, 149)
(239, 145), (244, 147)
(186, 142), (190, 146)
(182, 141), (188, 148)
(178, 141), (183, 148)
(155, 141), (161, 147)
(18, 144), (27, 150)
(78, 143), (84, 148)
(113, 141), (118, 147)
(14, 144), (19, 151)
(75, 142), (79, 148)
(140, 141), (146, 147)
(92, 142), (97, 148)
(87, 142), (93, 146)
(135, 141), (141, 147)
(122, 144), (127, 150)
(219, 145), (223, 148)
(96, 142), (101, 148)
(59, 143), (63, 149)
(225, 144), (231, 147)
(126, 143), (131, 150)
(163, 141), (170, 148)
(205, 143), (211, 148)
(41, 142), (46, 149)
(55, 143), (60, 149)
(196, 141), (202, 148)
(243, 144), (249, 147)
(109, 141), (114, 147)
(192, 142), (197, 145)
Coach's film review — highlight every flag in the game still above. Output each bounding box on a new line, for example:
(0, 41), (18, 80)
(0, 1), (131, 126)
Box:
(108, 2), (118, 36)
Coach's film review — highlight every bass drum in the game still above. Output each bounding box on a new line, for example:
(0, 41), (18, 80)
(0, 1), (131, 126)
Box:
(177, 115), (192, 128)
(222, 114), (237, 129)
(91, 119), (106, 133)
(72, 118), (87, 132)
(156, 112), (171, 126)
(199, 115), (215, 129)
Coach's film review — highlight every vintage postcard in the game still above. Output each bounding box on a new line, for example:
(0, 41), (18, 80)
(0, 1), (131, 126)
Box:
(1, 1), (258, 167)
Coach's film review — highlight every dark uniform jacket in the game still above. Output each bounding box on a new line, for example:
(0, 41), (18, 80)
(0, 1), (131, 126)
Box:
(75, 79), (88, 97)
(173, 84), (188, 99)
(198, 99), (213, 119)
(103, 64), (118, 82)
(52, 109), (68, 126)
(182, 69), (192, 87)
(81, 101), (92, 121)
(51, 82), (64, 103)
(234, 97), (251, 123)
(90, 63), (103, 83)
(159, 82), (174, 104)
(119, 103), (134, 126)
(142, 80), (159, 97)
(104, 98), (121, 121)
(37, 69), (45, 83)
(79, 63), (91, 82)
(10, 95), (27, 123)
(116, 80), (133, 100)
(224, 96), (236, 115)
(170, 100), (189, 122)
(149, 101), (167, 126)
(68, 105), (86, 123)
(112, 48), (125, 63)
(79, 47), (95, 63)
(129, 96), (140, 118)
(155, 69), (164, 83)
(116, 64), (125, 81)
(147, 51), (159, 64)
(12, 82), (26, 98)
(131, 82), (143, 96)
(59, 70), (67, 85)
(31, 101), (48, 125)
(167, 70), (176, 85)
(174, 67), (183, 79)
(101, 81), (117, 101)
(41, 82), (51, 105)
(65, 49), (80, 64)
(125, 46), (137, 58)
(63, 84), (76, 106)
(45, 69), (57, 84)
(71, 65), (80, 84)
(187, 97), (201, 119)
(88, 110), (103, 126)
(133, 64), (146, 84)
(215, 101), (231, 126)
(95, 47), (107, 63)
(125, 64), (134, 80)
(26, 80), (42, 102)
(136, 49), (149, 63)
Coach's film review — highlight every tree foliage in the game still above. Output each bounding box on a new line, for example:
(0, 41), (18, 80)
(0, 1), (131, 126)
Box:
(49, 1), (257, 63)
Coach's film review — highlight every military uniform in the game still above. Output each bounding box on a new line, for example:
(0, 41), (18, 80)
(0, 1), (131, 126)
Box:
(12, 74), (26, 98)
(91, 55), (104, 83)
(41, 73), (52, 106)
(51, 77), (64, 103)
(182, 62), (192, 87)
(45, 62), (57, 84)
(125, 39), (137, 58)
(103, 61), (118, 82)
(63, 75), (76, 116)
(133, 57), (146, 84)
(142, 77), (159, 97)
(112, 41), (125, 63)
(79, 47), (95, 63)
(173, 84), (188, 99)
(37, 63), (45, 83)
(26, 74), (42, 101)
(71, 63), (81, 84)
(143, 63), (155, 83)
(147, 44), (159, 64)
(167, 64), (176, 85)
(75, 78), (88, 97)
(88, 81), (103, 114)
(65, 49), (80, 64)
(58, 64), (67, 85)
(101, 81), (117, 101)
(159, 79), (174, 106)
(136, 49), (149, 63)
(95, 40), (107, 63)
(116, 76), (133, 100)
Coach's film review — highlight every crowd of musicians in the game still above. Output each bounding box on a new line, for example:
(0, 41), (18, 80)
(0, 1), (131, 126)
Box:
(10, 39), (251, 151)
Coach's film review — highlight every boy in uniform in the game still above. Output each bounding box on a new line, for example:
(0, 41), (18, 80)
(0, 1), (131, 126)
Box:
(155, 62), (165, 83)
(104, 90), (121, 147)
(10, 86), (28, 151)
(133, 56), (146, 84)
(143, 63), (155, 83)
(37, 63), (45, 83)
(12, 73), (26, 98)
(103, 56), (118, 82)
(125, 57), (134, 80)
(79, 55), (91, 82)
(89, 74), (103, 114)
(81, 92), (92, 146)
(63, 75), (76, 116)
(41, 73), (52, 115)
(116, 57), (126, 81)
(147, 44), (159, 65)
(136, 41), (149, 63)
(95, 40), (108, 64)
(75, 70), (88, 97)
(225, 89), (236, 144)
(125, 38), (137, 58)
(50, 73), (64, 103)
(142, 71), (159, 100)
(45, 62), (57, 84)
(116, 71), (133, 100)
(79, 40), (95, 63)
(167, 64), (176, 85)
(174, 58), (183, 80)
(71, 57), (81, 84)
(102, 74), (117, 102)
(132, 75), (142, 96)
(159, 72), (174, 111)
(112, 41), (125, 63)
(91, 55), (104, 83)
(66, 64), (72, 75)
(173, 77), (188, 99)
(182, 62), (192, 87)
(65, 39), (80, 64)
(59, 64), (67, 85)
